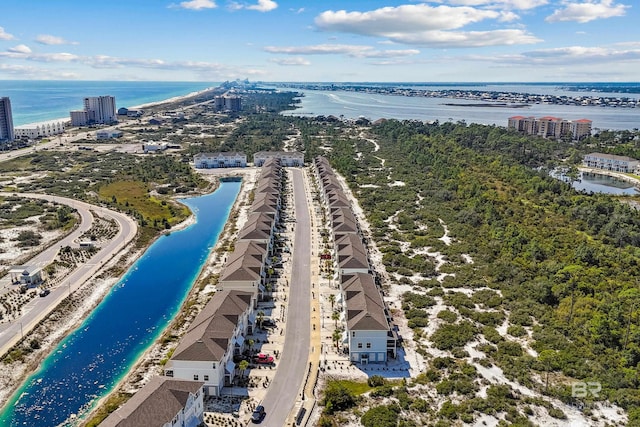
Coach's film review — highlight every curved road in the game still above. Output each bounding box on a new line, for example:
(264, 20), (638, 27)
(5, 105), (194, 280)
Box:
(0, 193), (137, 356)
(260, 168), (312, 426)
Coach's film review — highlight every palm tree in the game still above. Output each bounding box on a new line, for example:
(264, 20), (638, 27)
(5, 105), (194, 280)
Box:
(332, 328), (342, 350)
(246, 339), (255, 356)
(328, 294), (336, 310)
(331, 311), (340, 328)
(238, 359), (249, 379)
(257, 310), (265, 329)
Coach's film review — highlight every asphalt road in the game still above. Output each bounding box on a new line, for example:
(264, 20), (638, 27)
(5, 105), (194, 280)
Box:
(260, 168), (311, 426)
(0, 193), (137, 356)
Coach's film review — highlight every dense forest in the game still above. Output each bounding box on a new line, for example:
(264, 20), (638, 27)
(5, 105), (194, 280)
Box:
(323, 118), (640, 425)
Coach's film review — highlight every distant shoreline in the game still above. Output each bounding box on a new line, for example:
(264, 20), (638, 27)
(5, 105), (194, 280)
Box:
(441, 102), (530, 108)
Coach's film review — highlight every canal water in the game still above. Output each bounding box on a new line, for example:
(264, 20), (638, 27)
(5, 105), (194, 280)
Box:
(553, 169), (639, 195)
(0, 180), (241, 426)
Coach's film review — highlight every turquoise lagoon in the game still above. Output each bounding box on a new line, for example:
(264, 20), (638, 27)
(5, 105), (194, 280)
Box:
(0, 181), (240, 426)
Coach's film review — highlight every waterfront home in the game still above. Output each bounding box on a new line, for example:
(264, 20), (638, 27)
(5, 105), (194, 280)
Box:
(101, 376), (204, 427)
(237, 212), (276, 250)
(583, 152), (640, 173)
(253, 150), (304, 167)
(193, 152), (247, 169)
(342, 273), (396, 363)
(218, 241), (268, 304)
(15, 118), (66, 140)
(165, 290), (253, 396)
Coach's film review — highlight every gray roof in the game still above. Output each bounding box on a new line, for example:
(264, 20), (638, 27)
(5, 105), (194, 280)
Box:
(171, 290), (252, 362)
(101, 376), (203, 427)
(342, 273), (389, 331)
(336, 234), (369, 270)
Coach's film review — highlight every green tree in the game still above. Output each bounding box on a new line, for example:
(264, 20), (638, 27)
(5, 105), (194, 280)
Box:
(238, 359), (249, 378)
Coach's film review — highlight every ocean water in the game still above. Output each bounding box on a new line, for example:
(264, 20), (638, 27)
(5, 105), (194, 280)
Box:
(0, 81), (217, 126)
(0, 181), (241, 427)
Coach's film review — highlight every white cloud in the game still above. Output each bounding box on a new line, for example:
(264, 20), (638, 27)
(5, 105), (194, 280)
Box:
(247, 0), (277, 12)
(230, 0), (277, 12)
(546, 0), (629, 23)
(0, 48), (262, 80)
(36, 34), (77, 45)
(269, 57), (311, 66)
(437, 0), (548, 9)
(290, 7), (304, 14)
(468, 43), (640, 67)
(314, 4), (539, 47)
(0, 63), (79, 79)
(316, 5), (501, 33)
(390, 29), (540, 47)
(264, 44), (420, 58)
(175, 0), (217, 10)
(0, 27), (15, 40)
(8, 44), (32, 54)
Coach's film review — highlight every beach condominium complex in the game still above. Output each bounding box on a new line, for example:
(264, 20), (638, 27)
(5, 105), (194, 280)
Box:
(508, 115), (592, 141)
(70, 95), (117, 126)
(0, 97), (15, 142)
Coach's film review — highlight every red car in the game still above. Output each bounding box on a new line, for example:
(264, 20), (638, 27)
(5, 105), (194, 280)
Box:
(254, 353), (274, 364)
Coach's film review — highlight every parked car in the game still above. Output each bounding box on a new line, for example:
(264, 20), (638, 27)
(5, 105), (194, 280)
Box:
(251, 405), (266, 423)
(253, 353), (274, 364)
(260, 318), (276, 328)
(39, 289), (50, 297)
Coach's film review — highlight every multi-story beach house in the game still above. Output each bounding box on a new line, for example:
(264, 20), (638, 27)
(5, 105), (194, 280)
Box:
(193, 152), (247, 168)
(164, 290), (254, 396)
(0, 97), (15, 143)
(253, 151), (304, 167)
(342, 273), (397, 363)
(101, 376), (205, 427)
(583, 152), (640, 173)
(70, 95), (117, 126)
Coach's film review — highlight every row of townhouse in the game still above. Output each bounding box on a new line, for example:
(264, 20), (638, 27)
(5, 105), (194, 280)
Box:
(194, 152), (247, 169)
(193, 151), (304, 169)
(163, 158), (285, 396)
(15, 118), (67, 139)
(314, 156), (398, 364)
(253, 151), (304, 167)
(583, 152), (640, 173)
(102, 159), (288, 423)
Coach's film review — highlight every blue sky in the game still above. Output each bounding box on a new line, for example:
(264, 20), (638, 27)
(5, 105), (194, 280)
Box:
(0, 0), (637, 82)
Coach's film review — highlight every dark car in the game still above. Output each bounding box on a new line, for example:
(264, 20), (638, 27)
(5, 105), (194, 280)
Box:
(251, 405), (266, 423)
(39, 289), (50, 297)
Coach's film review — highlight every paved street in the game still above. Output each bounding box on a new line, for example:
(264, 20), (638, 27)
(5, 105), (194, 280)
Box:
(260, 168), (311, 426)
(0, 193), (137, 356)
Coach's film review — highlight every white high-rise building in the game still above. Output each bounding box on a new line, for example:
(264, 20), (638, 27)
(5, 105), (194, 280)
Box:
(83, 96), (117, 124)
(0, 97), (15, 142)
(71, 96), (117, 126)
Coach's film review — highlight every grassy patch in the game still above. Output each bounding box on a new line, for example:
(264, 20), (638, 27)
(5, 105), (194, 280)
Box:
(83, 392), (132, 427)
